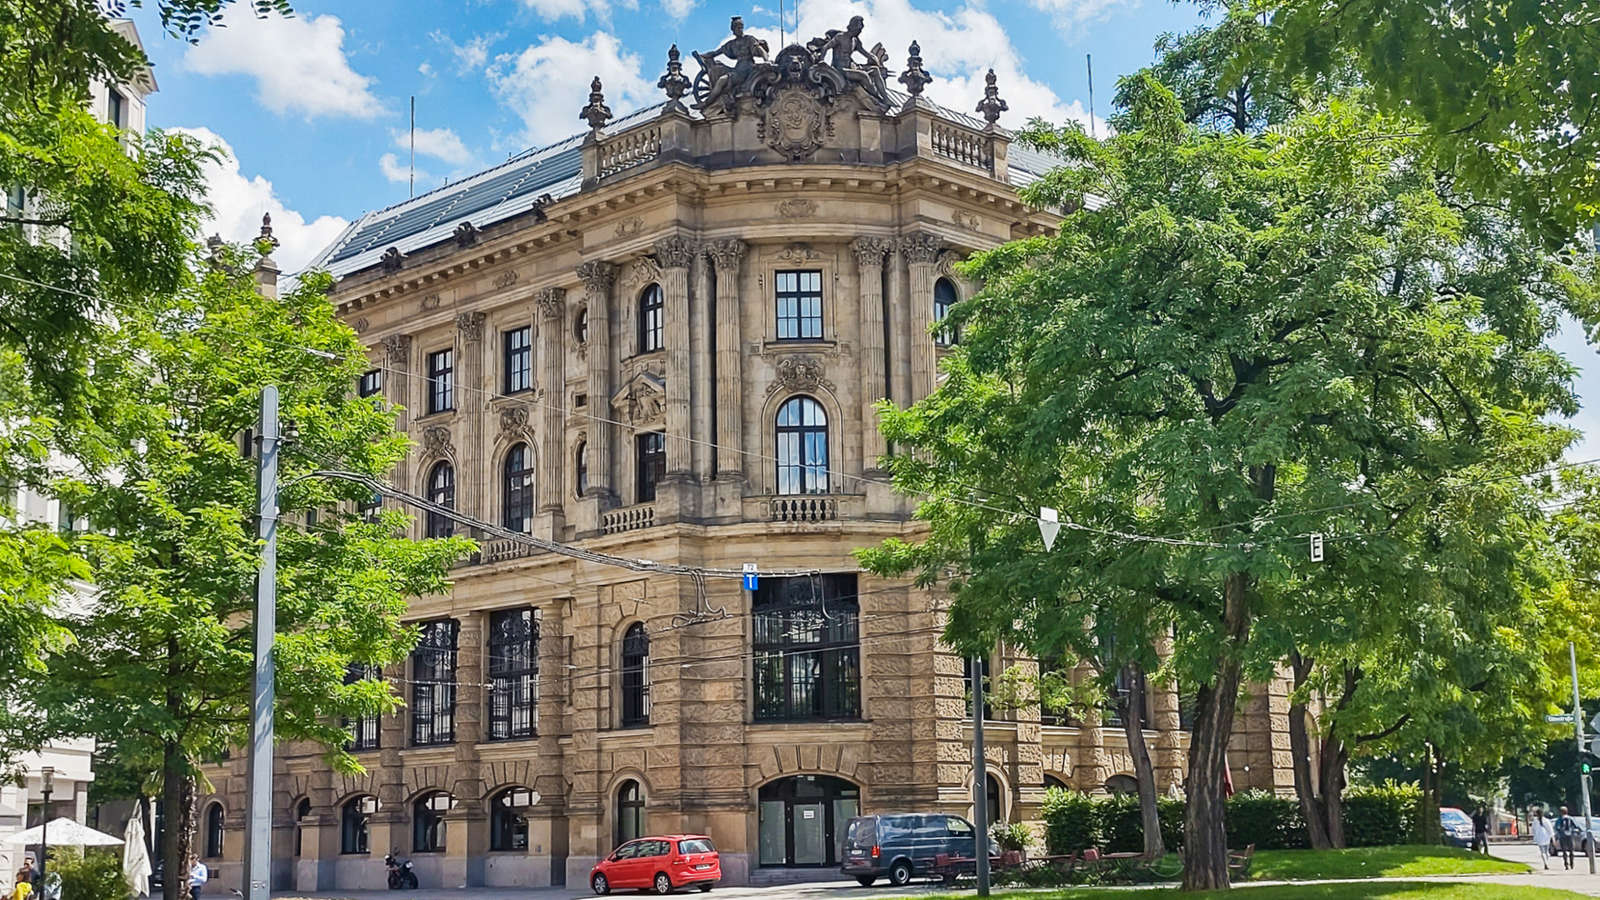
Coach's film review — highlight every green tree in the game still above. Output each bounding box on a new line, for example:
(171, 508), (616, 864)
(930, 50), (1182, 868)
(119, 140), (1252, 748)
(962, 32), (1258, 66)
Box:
(862, 76), (1596, 888)
(17, 243), (469, 900)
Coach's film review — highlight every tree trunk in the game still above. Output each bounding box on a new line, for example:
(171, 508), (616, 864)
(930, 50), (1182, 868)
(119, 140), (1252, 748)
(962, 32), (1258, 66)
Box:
(1122, 662), (1166, 859)
(1317, 735), (1349, 847)
(160, 742), (191, 900)
(1180, 569), (1251, 891)
(1418, 743), (1442, 845)
(1287, 652), (1332, 849)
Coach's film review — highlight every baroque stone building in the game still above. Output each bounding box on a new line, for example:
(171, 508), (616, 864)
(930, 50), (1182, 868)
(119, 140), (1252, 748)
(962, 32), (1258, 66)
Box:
(201, 17), (1294, 891)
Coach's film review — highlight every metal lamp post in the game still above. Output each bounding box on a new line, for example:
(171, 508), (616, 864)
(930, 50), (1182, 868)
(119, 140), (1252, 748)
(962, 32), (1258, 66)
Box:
(38, 766), (54, 883)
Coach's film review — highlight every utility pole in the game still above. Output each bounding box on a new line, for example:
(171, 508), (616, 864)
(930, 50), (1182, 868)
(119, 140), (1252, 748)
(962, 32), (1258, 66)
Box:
(1571, 642), (1595, 874)
(242, 385), (279, 900)
(972, 656), (991, 897)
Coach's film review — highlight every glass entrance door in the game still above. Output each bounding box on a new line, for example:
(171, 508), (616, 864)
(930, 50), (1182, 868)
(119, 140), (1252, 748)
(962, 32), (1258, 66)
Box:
(756, 775), (860, 867)
(792, 802), (826, 865)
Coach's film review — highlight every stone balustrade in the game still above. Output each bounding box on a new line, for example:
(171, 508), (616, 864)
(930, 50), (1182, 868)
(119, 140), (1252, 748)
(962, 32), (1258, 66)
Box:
(930, 119), (993, 173)
(598, 126), (662, 178)
(601, 502), (656, 534)
(769, 495), (840, 523)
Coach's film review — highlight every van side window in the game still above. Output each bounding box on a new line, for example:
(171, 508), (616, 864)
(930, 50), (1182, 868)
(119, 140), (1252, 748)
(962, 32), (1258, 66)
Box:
(945, 817), (974, 837)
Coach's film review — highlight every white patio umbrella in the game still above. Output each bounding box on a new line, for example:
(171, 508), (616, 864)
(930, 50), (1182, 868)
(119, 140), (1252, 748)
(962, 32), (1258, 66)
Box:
(123, 815), (152, 896)
(3, 818), (124, 848)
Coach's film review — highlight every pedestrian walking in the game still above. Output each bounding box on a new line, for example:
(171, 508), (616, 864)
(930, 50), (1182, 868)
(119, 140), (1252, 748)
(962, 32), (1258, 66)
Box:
(187, 857), (207, 900)
(1472, 804), (1490, 853)
(1531, 807), (1555, 870)
(11, 866), (32, 900)
(1556, 806), (1579, 870)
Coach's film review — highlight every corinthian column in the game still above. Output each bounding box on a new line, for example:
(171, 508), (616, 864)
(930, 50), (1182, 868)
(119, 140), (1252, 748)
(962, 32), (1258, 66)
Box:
(655, 236), (697, 480)
(535, 287), (567, 521)
(455, 311), (487, 519)
(851, 237), (891, 473)
(576, 261), (617, 503)
(901, 232), (942, 405)
(705, 239), (746, 480)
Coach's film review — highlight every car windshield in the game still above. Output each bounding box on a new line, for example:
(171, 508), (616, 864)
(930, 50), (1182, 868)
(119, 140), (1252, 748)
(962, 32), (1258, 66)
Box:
(678, 839), (714, 854)
(1441, 810), (1471, 826)
(845, 818), (876, 846)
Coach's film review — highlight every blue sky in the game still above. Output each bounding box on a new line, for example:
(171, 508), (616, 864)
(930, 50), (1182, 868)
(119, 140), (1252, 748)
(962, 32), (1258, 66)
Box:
(122, 0), (1600, 458)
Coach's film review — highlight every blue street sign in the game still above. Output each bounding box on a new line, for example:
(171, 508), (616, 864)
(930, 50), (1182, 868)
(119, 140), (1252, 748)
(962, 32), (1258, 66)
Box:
(742, 563), (758, 591)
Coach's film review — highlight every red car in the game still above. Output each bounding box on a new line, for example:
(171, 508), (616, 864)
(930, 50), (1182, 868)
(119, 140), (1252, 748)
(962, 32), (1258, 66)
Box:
(590, 834), (720, 895)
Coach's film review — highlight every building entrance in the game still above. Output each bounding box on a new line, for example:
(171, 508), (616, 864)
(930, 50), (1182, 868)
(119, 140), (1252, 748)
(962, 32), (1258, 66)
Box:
(757, 775), (859, 868)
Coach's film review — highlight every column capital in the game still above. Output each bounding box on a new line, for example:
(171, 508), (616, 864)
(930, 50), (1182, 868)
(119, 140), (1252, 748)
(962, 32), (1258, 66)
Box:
(653, 235), (699, 270)
(850, 236), (891, 267)
(455, 311), (487, 343)
(705, 238), (747, 273)
(575, 259), (617, 292)
(535, 287), (567, 319)
(380, 334), (412, 364)
(899, 232), (942, 264)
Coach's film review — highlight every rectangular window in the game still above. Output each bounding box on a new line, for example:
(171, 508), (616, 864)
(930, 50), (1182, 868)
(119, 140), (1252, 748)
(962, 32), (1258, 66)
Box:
(344, 664), (381, 751)
(107, 89), (125, 129)
(775, 270), (823, 340)
(487, 608), (538, 740)
(427, 349), (454, 414)
(503, 326), (531, 394)
(358, 369), (383, 398)
(636, 431), (666, 503)
(753, 573), (860, 721)
(411, 619), (458, 745)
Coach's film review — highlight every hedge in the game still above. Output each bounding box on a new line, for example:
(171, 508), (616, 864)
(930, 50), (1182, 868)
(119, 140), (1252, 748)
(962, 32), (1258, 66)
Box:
(50, 848), (130, 900)
(1040, 783), (1420, 854)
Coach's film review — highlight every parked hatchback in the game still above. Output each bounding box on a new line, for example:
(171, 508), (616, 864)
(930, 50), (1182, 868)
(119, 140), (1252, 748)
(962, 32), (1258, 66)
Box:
(1440, 808), (1473, 848)
(590, 835), (720, 895)
(841, 813), (985, 886)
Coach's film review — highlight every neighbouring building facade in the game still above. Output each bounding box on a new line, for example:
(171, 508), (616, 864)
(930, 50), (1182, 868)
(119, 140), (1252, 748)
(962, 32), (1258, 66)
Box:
(200, 17), (1295, 890)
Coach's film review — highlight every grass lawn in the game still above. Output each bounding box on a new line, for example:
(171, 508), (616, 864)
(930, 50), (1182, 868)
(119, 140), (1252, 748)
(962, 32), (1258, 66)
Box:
(928, 883), (1584, 899)
(1249, 845), (1530, 880)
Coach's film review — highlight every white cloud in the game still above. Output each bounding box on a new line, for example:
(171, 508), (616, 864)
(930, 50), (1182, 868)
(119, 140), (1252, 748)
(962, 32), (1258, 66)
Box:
(392, 127), (474, 166)
(419, 61), (435, 78)
(488, 32), (655, 147)
(662, 0), (697, 18)
(378, 152), (434, 187)
(430, 30), (505, 74)
(1026, 0), (1138, 36)
(172, 127), (350, 273)
(515, 0), (638, 22)
(185, 7), (383, 120)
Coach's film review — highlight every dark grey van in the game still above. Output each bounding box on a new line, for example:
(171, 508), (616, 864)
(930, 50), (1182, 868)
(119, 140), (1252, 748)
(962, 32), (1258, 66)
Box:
(840, 813), (982, 886)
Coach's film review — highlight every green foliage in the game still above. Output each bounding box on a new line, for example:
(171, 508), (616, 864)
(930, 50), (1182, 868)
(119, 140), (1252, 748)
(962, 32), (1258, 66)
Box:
(1225, 791), (1309, 851)
(991, 821), (1034, 852)
(1342, 782), (1422, 847)
(49, 848), (129, 900)
(1095, 793), (1145, 853)
(1041, 787), (1099, 854)
(1247, 845), (1528, 881)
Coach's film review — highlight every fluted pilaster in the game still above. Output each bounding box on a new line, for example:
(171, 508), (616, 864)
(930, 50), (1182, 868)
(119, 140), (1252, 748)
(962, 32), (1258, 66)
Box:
(655, 236), (697, 479)
(852, 237), (891, 473)
(577, 261), (617, 502)
(455, 311), (486, 522)
(706, 239), (746, 479)
(536, 288), (567, 517)
(901, 232), (942, 404)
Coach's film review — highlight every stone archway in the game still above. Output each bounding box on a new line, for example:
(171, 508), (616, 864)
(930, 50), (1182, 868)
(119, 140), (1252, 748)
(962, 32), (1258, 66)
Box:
(755, 774), (860, 869)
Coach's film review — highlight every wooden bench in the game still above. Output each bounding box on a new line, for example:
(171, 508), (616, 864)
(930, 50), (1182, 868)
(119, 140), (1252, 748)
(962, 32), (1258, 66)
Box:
(1227, 843), (1257, 881)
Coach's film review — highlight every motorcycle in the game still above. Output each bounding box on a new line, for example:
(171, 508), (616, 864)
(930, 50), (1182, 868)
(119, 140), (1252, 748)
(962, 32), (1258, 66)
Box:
(384, 852), (418, 890)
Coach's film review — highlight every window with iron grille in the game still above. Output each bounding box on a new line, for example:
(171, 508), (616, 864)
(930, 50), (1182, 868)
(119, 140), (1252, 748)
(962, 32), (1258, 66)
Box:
(637, 284), (663, 353)
(487, 608), (538, 740)
(503, 326), (531, 394)
(620, 623), (650, 727)
(344, 663), (381, 751)
(502, 443), (534, 533)
(358, 369), (383, 398)
(635, 431), (665, 503)
(426, 348), (454, 414)
(410, 619), (458, 745)
(775, 270), (823, 340)
(775, 396), (828, 495)
(426, 462), (455, 539)
(753, 574), (860, 721)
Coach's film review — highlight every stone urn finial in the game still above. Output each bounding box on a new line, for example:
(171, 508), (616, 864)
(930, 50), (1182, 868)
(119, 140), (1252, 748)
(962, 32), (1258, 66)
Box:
(658, 44), (691, 107)
(976, 68), (1009, 126)
(898, 40), (932, 98)
(256, 212), (279, 250)
(580, 76), (613, 131)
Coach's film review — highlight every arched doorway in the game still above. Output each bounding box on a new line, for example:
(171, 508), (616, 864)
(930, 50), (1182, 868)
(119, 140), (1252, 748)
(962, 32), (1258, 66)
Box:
(1105, 774), (1139, 795)
(757, 775), (859, 869)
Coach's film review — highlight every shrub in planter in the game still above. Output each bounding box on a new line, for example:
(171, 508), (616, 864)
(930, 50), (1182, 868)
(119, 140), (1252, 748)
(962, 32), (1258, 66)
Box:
(50, 848), (130, 900)
(991, 821), (1034, 855)
(1041, 787), (1099, 854)
(1225, 789), (1308, 850)
(1343, 781), (1422, 847)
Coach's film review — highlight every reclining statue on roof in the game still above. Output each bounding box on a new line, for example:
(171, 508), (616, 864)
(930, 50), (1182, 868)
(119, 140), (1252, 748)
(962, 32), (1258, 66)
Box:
(693, 15), (770, 112)
(806, 16), (892, 109)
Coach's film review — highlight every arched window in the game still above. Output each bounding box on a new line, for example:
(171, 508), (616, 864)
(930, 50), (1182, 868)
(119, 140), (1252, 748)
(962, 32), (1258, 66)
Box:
(934, 277), (959, 345)
(413, 792), (449, 853)
(620, 623), (650, 727)
(293, 798), (311, 857)
(203, 803), (224, 858)
(615, 780), (645, 847)
(340, 796), (371, 855)
(490, 788), (533, 851)
(573, 307), (589, 344)
(1044, 774), (1068, 793)
(637, 284), (663, 353)
(426, 461), (455, 539)
(775, 396), (828, 495)
(502, 443), (534, 533)
(753, 574), (860, 721)
(574, 441), (589, 499)
(985, 774), (1005, 823)
(1105, 774), (1139, 796)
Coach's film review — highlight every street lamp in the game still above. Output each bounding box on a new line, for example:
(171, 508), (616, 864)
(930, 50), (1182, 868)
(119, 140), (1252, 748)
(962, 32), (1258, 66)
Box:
(38, 766), (54, 883)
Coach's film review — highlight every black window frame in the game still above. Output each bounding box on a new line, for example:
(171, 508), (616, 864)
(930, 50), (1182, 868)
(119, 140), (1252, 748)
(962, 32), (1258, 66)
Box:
(574, 307), (589, 344)
(934, 277), (959, 346)
(620, 623), (651, 727)
(413, 792), (448, 854)
(637, 284), (664, 353)
(615, 780), (645, 848)
(426, 461), (455, 539)
(775, 395), (829, 495)
(487, 607), (538, 741)
(426, 348), (454, 414)
(107, 88), (126, 129)
(635, 431), (665, 503)
(575, 440), (589, 499)
(502, 443), (534, 533)
(358, 369), (383, 398)
(774, 269), (823, 341)
(340, 797), (371, 855)
(203, 803), (224, 859)
(753, 574), (861, 722)
(489, 789), (531, 851)
(410, 619), (458, 746)
(503, 326), (532, 394)
(343, 663), (381, 751)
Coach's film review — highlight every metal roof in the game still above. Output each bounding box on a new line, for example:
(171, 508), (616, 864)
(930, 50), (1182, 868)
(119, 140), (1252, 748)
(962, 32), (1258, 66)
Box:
(306, 95), (1066, 280)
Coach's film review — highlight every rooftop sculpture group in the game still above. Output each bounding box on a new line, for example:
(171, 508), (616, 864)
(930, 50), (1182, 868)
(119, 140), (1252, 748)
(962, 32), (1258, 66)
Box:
(691, 15), (894, 116)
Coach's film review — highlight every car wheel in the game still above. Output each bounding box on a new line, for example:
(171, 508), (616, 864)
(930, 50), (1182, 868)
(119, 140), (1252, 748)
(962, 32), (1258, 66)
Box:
(654, 872), (674, 894)
(889, 860), (913, 887)
(855, 876), (876, 887)
(591, 873), (609, 895)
